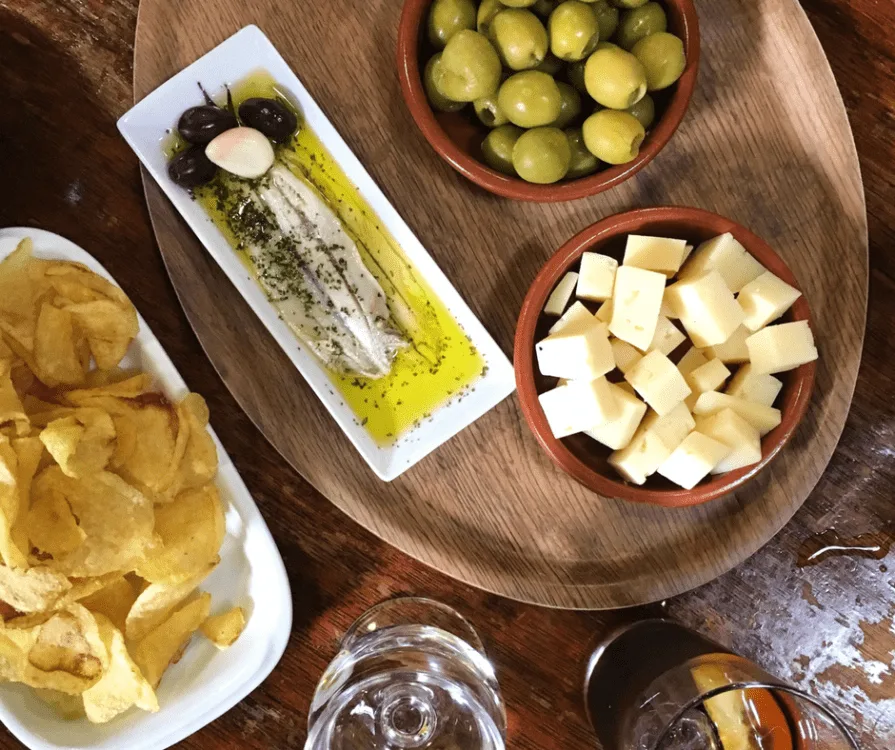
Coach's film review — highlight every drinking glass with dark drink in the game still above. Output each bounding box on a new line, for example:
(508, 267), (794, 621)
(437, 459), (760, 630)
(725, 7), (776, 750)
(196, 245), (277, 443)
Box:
(585, 619), (859, 750)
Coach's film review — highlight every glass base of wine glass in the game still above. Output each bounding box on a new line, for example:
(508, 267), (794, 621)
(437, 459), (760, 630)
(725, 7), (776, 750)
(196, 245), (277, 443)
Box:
(306, 598), (506, 750)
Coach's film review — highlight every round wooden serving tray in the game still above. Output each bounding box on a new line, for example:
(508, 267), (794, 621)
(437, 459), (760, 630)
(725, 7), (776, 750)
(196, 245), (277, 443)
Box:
(134, 0), (868, 609)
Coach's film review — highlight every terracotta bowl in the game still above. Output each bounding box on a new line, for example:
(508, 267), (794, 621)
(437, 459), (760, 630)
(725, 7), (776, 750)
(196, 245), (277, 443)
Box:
(514, 207), (817, 507)
(396, 0), (700, 202)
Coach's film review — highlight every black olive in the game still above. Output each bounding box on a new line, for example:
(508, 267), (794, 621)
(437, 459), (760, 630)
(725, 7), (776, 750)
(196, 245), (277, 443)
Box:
(238, 98), (298, 143)
(177, 105), (238, 144)
(168, 145), (217, 188)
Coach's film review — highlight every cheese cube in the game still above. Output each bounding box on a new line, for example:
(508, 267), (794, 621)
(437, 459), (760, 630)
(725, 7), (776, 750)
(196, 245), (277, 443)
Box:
(595, 299), (613, 323)
(584, 383), (648, 450)
(609, 266), (666, 350)
(746, 321), (818, 375)
(679, 233), (765, 292)
(549, 301), (596, 335)
(536, 318), (615, 380)
(664, 271), (745, 348)
(726, 363), (783, 407)
(544, 271), (579, 316)
(623, 235), (688, 276)
(607, 404), (695, 484)
(704, 325), (750, 364)
(687, 358), (730, 394)
(625, 350), (691, 416)
(611, 338), (643, 375)
(682, 244), (694, 264)
(539, 377), (620, 438)
(692, 391), (781, 436)
(737, 271), (802, 331)
(696, 408), (762, 474)
(676, 346), (709, 377)
(576, 253), (618, 302)
(646, 316), (686, 355)
(659, 296), (678, 319)
(657, 431), (732, 489)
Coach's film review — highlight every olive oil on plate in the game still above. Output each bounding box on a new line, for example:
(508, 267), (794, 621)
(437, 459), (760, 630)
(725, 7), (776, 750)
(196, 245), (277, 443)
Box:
(191, 71), (485, 446)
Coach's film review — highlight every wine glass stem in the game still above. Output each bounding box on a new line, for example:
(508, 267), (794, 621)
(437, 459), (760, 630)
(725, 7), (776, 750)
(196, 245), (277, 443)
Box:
(379, 684), (438, 749)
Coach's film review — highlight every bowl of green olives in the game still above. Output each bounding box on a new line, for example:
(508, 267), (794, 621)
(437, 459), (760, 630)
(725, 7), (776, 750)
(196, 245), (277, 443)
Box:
(397, 0), (699, 201)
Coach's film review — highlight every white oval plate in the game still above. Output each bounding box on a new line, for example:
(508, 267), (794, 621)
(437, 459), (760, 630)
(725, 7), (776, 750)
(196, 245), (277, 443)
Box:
(0, 228), (292, 750)
(117, 24), (516, 481)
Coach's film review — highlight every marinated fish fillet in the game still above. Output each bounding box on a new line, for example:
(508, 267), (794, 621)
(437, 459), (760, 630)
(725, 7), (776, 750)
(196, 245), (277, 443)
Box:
(234, 163), (406, 378)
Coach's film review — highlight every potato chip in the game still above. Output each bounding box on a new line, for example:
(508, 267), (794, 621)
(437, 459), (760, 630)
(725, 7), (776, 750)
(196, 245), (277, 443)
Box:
(135, 485), (224, 584)
(0, 565), (71, 613)
(125, 560), (217, 643)
(3, 604), (106, 695)
(29, 467), (154, 577)
(9, 436), (45, 564)
(132, 592), (211, 689)
(26, 482), (87, 560)
(82, 394), (184, 500)
(79, 576), (138, 634)
(175, 394), (218, 492)
(65, 300), (138, 371)
(34, 688), (86, 720)
(58, 573), (126, 607)
(0, 240), (46, 357)
(200, 606), (246, 650)
(82, 613), (158, 723)
(43, 261), (131, 309)
(0, 361), (29, 436)
(40, 408), (115, 478)
(64, 371), (152, 403)
(33, 303), (88, 388)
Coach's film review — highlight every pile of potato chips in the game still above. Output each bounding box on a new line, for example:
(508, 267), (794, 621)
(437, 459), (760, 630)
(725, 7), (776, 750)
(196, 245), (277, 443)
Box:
(0, 238), (246, 723)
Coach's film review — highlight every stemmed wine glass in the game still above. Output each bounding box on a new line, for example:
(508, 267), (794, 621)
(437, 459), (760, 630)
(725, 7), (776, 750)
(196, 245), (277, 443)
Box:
(306, 597), (506, 750)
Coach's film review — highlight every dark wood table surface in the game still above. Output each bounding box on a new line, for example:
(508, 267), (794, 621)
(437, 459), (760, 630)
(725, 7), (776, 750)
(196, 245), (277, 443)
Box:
(1, 1), (893, 747)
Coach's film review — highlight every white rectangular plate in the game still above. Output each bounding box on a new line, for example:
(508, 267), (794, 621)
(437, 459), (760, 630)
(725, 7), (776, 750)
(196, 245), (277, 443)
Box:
(117, 25), (516, 481)
(0, 228), (292, 750)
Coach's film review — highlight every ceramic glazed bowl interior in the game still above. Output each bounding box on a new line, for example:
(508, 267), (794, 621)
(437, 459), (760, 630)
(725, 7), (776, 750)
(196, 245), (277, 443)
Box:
(514, 207), (817, 507)
(396, 0), (700, 202)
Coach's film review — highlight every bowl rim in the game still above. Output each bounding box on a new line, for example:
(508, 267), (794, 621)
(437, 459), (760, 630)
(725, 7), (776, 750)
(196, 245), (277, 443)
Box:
(514, 206), (818, 507)
(396, 0), (701, 202)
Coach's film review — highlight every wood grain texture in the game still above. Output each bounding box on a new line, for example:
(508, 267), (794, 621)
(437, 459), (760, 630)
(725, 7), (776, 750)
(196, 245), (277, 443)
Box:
(2, 0), (895, 747)
(133, 0), (867, 610)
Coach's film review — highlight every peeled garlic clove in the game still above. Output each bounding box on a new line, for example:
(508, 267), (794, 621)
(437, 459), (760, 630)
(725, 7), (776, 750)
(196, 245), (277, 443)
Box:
(205, 127), (275, 179)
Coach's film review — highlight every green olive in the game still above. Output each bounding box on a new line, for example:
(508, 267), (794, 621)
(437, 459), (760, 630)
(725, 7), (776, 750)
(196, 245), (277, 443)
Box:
(626, 92), (655, 128)
(609, 0), (648, 8)
(489, 9), (548, 70)
(501, 0), (538, 6)
(532, 0), (558, 17)
(632, 32), (686, 91)
(424, 54), (466, 112)
(596, 40), (620, 50)
(512, 126), (571, 183)
(435, 30), (503, 101)
(615, 2), (667, 50)
(589, 0), (619, 39)
(566, 58), (588, 93)
(477, 0), (506, 35)
(482, 124), (524, 174)
(582, 109), (644, 164)
(551, 82), (582, 128)
(548, 1), (600, 62)
(565, 127), (600, 177)
(584, 45), (647, 109)
(497, 70), (562, 127)
(428, 0), (477, 48)
(474, 93), (510, 126)
(536, 53), (564, 75)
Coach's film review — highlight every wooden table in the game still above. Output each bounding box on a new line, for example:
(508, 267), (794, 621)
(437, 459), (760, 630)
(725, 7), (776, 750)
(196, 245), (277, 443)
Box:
(1, 0), (892, 747)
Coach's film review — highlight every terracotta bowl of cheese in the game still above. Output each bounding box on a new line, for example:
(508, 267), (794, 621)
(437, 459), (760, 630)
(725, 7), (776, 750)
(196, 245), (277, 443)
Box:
(514, 206), (817, 507)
